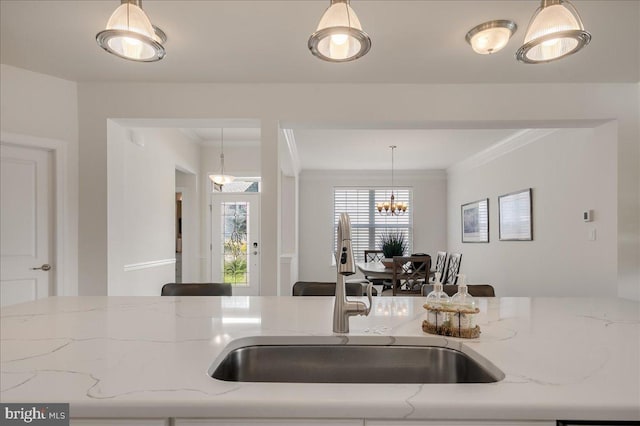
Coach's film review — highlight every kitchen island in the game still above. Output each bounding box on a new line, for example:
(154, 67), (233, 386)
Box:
(1, 296), (638, 425)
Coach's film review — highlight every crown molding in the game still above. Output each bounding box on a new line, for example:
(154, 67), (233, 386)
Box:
(178, 128), (201, 142)
(447, 128), (559, 175)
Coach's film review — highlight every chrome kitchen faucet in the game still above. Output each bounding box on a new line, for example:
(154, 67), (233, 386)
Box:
(333, 213), (373, 333)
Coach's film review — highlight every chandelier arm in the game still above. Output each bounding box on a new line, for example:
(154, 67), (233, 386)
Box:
(376, 145), (406, 216)
(391, 145), (395, 195)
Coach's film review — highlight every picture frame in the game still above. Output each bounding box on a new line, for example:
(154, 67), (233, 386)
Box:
(498, 188), (532, 241)
(461, 198), (489, 243)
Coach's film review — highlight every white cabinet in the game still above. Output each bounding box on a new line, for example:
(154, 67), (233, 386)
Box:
(72, 420), (168, 426)
(366, 421), (555, 426)
(174, 420), (364, 426)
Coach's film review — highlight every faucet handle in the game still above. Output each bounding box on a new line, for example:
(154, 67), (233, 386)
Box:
(364, 282), (374, 315)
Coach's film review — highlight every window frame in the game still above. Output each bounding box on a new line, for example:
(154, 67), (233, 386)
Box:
(333, 187), (413, 263)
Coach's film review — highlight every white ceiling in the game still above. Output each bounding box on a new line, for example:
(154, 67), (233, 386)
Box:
(133, 124), (523, 170)
(291, 128), (522, 170)
(180, 127), (262, 148)
(2, 1), (636, 170)
(1, 1), (638, 84)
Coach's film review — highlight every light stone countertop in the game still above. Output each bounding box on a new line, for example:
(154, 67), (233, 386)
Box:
(1, 296), (639, 422)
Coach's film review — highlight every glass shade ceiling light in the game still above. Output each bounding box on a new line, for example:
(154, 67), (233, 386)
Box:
(376, 146), (407, 216)
(308, 0), (371, 62)
(465, 20), (517, 55)
(209, 129), (235, 187)
(516, 0), (591, 64)
(96, 0), (166, 62)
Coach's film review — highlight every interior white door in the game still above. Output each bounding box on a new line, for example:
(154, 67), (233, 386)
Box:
(1, 144), (53, 306)
(211, 194), (260, 296)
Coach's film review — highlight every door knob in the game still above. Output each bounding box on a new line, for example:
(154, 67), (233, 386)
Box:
(31, 264), (52, 271)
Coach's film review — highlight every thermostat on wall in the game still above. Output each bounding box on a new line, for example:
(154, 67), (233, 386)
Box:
(583, 210), (593, 222)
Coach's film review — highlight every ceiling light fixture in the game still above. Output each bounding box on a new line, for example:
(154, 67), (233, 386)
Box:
(466, 20), (517, 55)
(516, 0), (591, 64)
(209, 129), (235, 187)
(308, 0), (371, 63)
(96, 0), (166, 62)
(376, 146), (407, 216)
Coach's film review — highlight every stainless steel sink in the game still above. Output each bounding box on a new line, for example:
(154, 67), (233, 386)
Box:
(209, 336), (504, 384)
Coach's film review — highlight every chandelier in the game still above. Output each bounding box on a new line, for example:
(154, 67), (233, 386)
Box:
(376, 145), (407, 215)
(209, 128), (235, 187)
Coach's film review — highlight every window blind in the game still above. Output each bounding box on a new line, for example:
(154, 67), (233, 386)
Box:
(334, 188), (413, 263)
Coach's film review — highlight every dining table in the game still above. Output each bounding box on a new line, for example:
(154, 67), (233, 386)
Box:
(356, 262), (434, 296)
(356, 259), (436, 283)
(355, 260), (395, 280)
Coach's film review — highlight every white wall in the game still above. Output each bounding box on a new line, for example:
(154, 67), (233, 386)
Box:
(176, 169), (199, 283)
(107, 124), (200, 296)
(299, 170), (447, 284)
(447, 126), (617, 296)
(2, 65), (636, 299)
(76, 82), (639, 299)
(0, 64), (79, 296)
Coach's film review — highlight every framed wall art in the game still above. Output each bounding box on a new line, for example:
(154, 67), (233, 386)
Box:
(461, 198), (489, 243)
(498, 188), (532, 241)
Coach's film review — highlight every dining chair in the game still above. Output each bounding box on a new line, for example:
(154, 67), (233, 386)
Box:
(292, 281), (377, 296)
(431, 251), (448, 282)
(363, 249), (387, 289)
(161, 283), (232, 296)
(421, 283), (495, 297)
(364, 250), (385, 263)
(442, 253), (462, 285)
(391, 255), (431, 296)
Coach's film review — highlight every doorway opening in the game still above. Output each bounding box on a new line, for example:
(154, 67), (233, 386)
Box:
(175, 191), (183, 283)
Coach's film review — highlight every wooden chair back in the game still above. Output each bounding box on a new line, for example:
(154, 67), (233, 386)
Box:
(161, 283), (232, 296)
(292, 281), (375, 296)
(364, 250), (384, 263)
(391, 255), (431, 296)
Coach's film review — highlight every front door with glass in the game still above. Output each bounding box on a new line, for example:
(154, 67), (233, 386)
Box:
(211, 194), (260, 296)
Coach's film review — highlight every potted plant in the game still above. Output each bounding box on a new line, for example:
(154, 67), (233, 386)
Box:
(378, 230), (407, 267)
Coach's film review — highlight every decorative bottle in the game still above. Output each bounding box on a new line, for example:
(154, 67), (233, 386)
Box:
(450, 274), (476, 329)
(425, 273), (450, 326)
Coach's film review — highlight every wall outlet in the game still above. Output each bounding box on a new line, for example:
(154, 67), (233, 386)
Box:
(583, 209), (593, 222)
